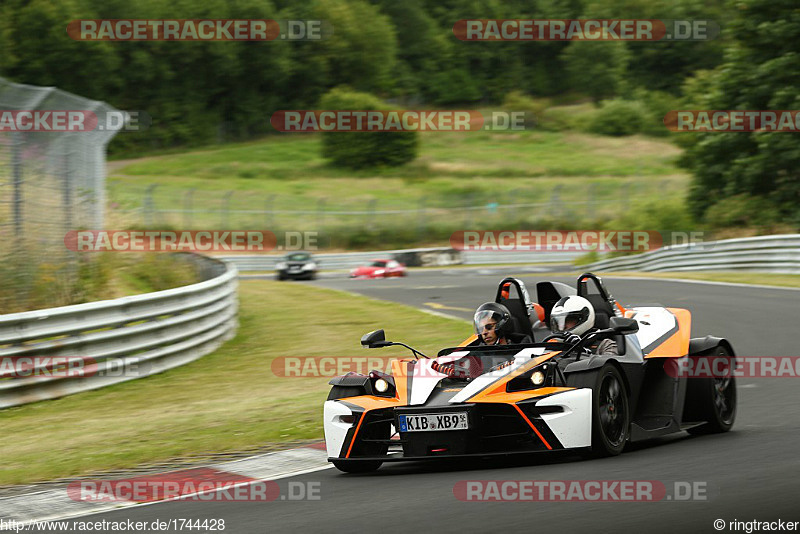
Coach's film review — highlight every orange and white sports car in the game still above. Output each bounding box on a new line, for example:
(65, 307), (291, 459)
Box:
(324, 274), (737, 473)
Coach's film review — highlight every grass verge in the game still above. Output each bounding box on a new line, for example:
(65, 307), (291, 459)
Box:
(0, 280), (468, 486)
(596, 271), (800, 289)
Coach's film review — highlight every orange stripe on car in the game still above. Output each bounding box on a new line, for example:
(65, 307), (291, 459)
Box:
(645, 308), (692, 358)
(512, 404), (552, 450)
(345, 413), (366, 458)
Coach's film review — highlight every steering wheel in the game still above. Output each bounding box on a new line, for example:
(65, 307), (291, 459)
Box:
(543, 333), (568, 343)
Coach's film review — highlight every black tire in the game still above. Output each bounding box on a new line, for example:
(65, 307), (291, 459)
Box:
(331, 460), (382, 473)
(685, 346), (736, 435)
(327, 385), (366, 401)
(569, 364), (630, 457)
(276, 273), (285, 281)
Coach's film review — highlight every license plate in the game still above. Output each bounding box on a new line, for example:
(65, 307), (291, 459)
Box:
(398, 413), (468, 432)
(288, 267), (300, 272)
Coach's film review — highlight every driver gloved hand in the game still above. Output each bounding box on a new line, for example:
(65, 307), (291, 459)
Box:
(563, 333), (581, 345)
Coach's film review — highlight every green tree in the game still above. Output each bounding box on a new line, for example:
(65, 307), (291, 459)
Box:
(680, 0), (800, 224)
(562, 40), (630, 103)
(318, 86), (418, 168)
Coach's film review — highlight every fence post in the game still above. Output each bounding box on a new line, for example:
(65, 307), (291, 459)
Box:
(622, 181), (632, 211)
(265, 194), (275, 229)
(62, 150), (72, 232)
(367, 198), (377, 231)
(509, 188), (521, 221)
(463, 193), (474, 228)
(221, 190), (234, 227)
(144, 184), (158, 227)
(11, 132), (23, 238)
(183, 188), (195, 229)
(587, 183), (597, 222)
(550, 185), (563, 219)
(416, 196), (427, 240)
(316, 197), (326, 231)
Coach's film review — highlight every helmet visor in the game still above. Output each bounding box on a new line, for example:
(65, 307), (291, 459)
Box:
(474, 309), (503, 335)
(550, 309), (588, 333)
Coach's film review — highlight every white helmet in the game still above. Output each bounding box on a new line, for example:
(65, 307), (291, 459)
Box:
(550, 296), (595, 336)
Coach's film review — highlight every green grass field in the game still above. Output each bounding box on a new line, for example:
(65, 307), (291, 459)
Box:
(598, 271), (800, 288)
(107, 126), (688, 241)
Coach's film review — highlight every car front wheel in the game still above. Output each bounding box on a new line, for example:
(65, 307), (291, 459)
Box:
(569, 364), (630, 456)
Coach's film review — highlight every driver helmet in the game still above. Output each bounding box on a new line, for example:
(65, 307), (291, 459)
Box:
(550, 296), (595, 336)
(473, 302), (512, 342)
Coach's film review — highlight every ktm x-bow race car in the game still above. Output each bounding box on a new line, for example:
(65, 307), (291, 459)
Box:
(323, 273), (737, 473)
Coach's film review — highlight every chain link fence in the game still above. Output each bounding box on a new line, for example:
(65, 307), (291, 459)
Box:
(0, 76), (119, 311)
(109, 179), (676, 249)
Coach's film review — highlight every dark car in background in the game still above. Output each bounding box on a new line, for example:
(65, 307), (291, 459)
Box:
(276, 252), (318, 281)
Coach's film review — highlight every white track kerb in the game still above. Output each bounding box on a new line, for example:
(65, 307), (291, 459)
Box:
(0, 444), (331, 524)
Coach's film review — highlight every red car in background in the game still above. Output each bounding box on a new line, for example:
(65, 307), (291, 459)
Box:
(349, 259), (407, 279)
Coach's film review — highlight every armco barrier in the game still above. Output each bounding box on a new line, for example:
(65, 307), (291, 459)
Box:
(0, 255), (238, 408)
(586, 234), (800, 274)
(217, 248), (582, 272)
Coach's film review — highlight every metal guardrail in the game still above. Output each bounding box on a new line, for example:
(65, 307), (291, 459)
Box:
(0, 255), (238, 408)
(586, 234), (800, 274)
(217, 248), (582, 272)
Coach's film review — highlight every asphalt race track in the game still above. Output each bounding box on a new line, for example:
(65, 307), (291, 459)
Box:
(81, 270), (800, 533)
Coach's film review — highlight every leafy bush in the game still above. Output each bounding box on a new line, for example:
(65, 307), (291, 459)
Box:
(319, 87), (418, 169)
(587, 99), (647, 136)
(632, 89), (680, 137)
(601, 198), (697, 255)
(501, 91), (548, 128)
(703, 194), (782, 230)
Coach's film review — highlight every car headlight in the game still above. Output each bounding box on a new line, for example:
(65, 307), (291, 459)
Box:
(303, 262), (317, 270)
(369, 371), (396, 397)
(276, 262), (287, 270)
(507, 364), (552, 392)
(374, 378), (389, 393)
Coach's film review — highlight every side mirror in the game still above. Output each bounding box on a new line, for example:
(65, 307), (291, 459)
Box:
(361, 329), (391, 348)
(609, 317), (639, 334)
